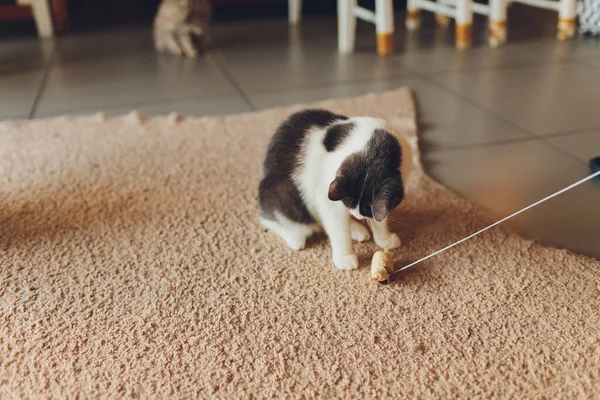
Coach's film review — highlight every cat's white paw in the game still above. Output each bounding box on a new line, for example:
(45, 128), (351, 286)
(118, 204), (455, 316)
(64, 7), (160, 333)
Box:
(351, 223), (371, 242)
(376, 233), (401, 249)
(285, 236), (306, 251)
(333, 254), (359, 270)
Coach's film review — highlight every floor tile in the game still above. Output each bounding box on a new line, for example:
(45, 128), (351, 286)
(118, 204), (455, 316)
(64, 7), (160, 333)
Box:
(0, 70), (45, 118)
(36, 53), (238, 116)
(545, 130), (600, 164)
(0, 36), (54, 74)
(251, 77), (532, 149)
(0, 115), (29, 121)
(397, 17), (571, 75)
(526, 37), (600, 62)
(424, 140), (600, 259)
(0, 36), (53, 119)
(53, 27), (155, 64)
(413, 78), (533, 150)
(34, 95), (251, 119)
(218, 48), (413, 94)
(580, 58), (600, 69)
(434, 63), (600, 135)
(249, 77), (417, 110)
(215, 18), (413, 94)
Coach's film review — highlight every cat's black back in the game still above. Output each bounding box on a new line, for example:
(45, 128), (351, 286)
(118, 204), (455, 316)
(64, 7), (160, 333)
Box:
(259, 109), (348, 224)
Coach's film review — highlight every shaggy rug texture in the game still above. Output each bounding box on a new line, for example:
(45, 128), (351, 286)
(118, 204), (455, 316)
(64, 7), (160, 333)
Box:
(1, 89), (599, 399)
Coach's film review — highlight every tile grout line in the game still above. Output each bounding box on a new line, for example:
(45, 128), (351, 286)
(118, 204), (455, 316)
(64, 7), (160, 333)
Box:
(28, 46), (57, 120)
(405, 68), (590, 166)
(538, 136), (591, 166)
(209, 52), (256, 111)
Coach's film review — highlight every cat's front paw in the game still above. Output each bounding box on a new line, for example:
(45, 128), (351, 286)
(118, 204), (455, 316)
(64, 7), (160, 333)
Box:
(375, 233), (401, 249)
(333, 253), (359, 270)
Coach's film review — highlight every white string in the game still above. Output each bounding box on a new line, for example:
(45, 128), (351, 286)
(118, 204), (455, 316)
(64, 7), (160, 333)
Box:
(395, 170), (600, 274)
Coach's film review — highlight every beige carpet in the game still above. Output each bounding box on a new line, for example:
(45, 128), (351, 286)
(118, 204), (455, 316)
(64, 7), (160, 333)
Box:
(1, 89), (599, 399)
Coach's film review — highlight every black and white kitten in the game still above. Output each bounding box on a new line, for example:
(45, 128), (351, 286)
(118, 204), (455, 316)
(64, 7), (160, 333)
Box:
(259, 109), (413, 270)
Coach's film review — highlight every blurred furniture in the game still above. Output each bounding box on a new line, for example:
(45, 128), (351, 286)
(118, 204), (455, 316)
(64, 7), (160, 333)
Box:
(509, 0), (576, 39)
(578, 0), (600, 36)
(406, 0), (577, 47)
(17, 0), (53, 37)
(289, 0), (395, 55)
(406, 0), (506, 48)
(0, 0), (68, 37)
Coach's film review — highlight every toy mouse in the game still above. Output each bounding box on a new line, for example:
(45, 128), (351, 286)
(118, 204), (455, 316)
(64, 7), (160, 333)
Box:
(371, 248), (394, 284)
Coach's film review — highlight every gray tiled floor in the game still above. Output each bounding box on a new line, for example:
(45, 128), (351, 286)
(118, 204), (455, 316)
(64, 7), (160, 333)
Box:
(1, 8), (599, 259)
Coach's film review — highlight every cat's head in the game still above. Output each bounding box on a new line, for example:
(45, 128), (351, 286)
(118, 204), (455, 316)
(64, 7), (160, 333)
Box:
(327, 129), (404, 222)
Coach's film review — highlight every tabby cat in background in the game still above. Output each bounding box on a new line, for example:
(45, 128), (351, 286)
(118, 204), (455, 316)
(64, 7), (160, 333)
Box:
(153, 0), (211, 57)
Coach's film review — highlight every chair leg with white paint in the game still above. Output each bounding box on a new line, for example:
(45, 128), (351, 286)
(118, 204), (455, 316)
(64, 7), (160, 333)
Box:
(375, 0), (394, 55)
(17, 0), (54, 38)
(557, 0), (576, 39)
(489, 0), (507, 46)
(455, 0), (472, 49)
(506, 0), (576, 40)
(338, 0), (357, 54)
(406, 0), (422, 30)
(404, 0), (474, 49)
(289, 0), (302, 26)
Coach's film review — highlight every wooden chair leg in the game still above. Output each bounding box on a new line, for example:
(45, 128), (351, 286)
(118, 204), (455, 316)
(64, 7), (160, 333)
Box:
(375, 0), (394, 55)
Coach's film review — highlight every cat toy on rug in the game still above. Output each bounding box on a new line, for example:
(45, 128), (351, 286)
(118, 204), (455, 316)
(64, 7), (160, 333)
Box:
(371, 247), (394, 284)
(371, 169), (600, 284)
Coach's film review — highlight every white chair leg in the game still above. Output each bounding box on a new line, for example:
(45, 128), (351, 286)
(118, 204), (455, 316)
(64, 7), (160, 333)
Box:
(455, 0), (472, 48)
(375, 0), (394, 55)
(17, 0), (54, 38)
(557, 0), (576, 39)
(406, 0), (421, 30)
(338, 0), (357, 54)
(489, 0), (507, 46)
(289, 0), (302, 26)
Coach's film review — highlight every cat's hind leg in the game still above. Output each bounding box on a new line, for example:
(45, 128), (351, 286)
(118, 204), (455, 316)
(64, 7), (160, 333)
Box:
(177, 29), (198, 57)
(260, 214), (317, 251)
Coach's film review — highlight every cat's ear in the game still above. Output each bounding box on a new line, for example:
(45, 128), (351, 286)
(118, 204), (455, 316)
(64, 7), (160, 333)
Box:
(371, 196), (392, 222)
(372, 179), (403, 222)
(328, 176), (350, 201)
